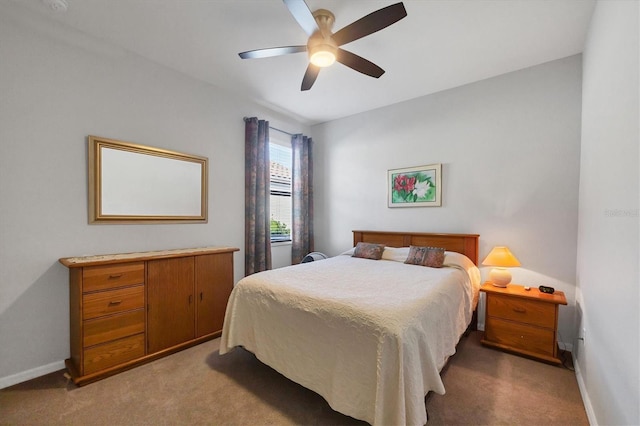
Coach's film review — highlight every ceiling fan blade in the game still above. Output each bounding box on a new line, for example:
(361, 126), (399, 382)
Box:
(332, 2), (407, 46)
(239, 45), (307, 59)
(336, 49), (385, 78)
(283, 0), (319, 36)
(301, 64), (321, 91)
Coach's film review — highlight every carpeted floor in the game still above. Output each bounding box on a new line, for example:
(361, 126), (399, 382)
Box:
(0, 331), (588, 425)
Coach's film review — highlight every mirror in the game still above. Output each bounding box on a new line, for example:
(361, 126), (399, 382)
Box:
(88, 136), (208, 223)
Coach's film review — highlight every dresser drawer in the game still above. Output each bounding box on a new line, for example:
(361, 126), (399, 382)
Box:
(83, 334), (145, 375)
(485, 317), (555, 356)
(487, 294), (556, 328)
(83, 262), (145, 293)
(83, 309), (145, 348)
(83, 285), (144, 320)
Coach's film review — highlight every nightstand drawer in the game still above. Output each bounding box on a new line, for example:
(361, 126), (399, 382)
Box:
(83, 262), (145, 293)
(485, 317), (555, 356)
(83, 285), (144, 320)
(83, 309), (145, 348)
(487, 294), (555, 328)
(83, 334), (145, 375)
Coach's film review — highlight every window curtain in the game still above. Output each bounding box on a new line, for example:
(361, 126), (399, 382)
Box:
(244, 117), (272, 275)
(291, 134), (314, 264)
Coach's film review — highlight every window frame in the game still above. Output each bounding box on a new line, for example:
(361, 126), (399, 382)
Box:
(268, 136), (292, 244)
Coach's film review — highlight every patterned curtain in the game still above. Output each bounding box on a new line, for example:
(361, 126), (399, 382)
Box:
(244, 117), (272, 275)
(291, 134), (314, 264)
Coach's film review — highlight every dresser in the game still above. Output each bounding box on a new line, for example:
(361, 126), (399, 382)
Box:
(480, 283), (567, 364)
(60, 246), (238, 385)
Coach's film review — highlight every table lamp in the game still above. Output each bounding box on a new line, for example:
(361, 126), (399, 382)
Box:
(482, 246), (521, 287)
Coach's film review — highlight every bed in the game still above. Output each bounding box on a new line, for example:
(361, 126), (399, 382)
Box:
(220, 230), (480, 425)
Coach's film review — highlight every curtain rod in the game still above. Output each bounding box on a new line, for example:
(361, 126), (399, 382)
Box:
(243, 117), (297, 136)
(270, 126), (296, 136)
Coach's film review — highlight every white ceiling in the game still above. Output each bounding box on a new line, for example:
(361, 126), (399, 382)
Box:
(9, 0), (595, 125)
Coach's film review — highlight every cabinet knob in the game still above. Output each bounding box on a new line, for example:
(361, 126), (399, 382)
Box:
(108, 300), (122, 306)
(108, 274), (123, 279)
(513, 307), (526, 314)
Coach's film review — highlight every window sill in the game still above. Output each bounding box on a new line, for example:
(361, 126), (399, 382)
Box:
(271, 240), (292, 247)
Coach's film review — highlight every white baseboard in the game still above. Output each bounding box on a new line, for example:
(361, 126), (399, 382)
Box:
(573, 352), (597, 425)
(0, 360), (65, 390)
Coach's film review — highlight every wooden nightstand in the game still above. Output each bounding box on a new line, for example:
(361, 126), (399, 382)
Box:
(480, 282), (567, 364)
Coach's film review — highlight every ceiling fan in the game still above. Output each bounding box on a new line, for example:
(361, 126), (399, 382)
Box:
(239, 0), (407, 91)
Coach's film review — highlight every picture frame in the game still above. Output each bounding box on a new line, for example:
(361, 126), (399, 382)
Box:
(388, 163), (442, 207)
(88, 135), (208, 223)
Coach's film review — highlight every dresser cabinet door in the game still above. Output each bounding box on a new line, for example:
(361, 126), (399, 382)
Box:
(147, 257), (195, 353)
(195, 252), (233, 337)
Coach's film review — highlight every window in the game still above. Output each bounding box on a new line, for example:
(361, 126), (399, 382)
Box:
(269, 141), (292, 242)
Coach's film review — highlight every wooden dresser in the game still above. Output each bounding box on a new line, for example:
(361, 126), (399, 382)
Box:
(60, 246), (238, 385)
(480, 282), (567, 364)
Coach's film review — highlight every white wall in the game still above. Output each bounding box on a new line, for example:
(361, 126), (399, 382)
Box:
(312, 56), (583, 346)
(271, 243), (293, 269)
(576, 1), (639, 424)
(0, 5), (309, 386)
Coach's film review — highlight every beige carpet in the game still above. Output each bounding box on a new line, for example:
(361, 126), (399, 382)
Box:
(0, 331), (588, 425)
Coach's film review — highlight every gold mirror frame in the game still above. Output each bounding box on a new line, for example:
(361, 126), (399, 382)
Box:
(88, 136), (208, 223)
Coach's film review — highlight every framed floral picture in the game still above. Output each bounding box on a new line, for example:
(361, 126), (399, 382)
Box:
(388, 164), (442, 207)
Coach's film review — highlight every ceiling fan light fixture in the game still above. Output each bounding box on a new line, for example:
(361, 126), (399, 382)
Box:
(239, 1), (408, 90)
(307, 28), (338, 68)
(309, 44), (337, 67)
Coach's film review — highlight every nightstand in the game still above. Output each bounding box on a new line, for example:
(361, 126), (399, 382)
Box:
(480, 282), (567, 364)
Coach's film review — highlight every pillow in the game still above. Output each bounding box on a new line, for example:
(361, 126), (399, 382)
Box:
(340, 247), (356, 256)
(381, 246), (410, 262)
(404, 245), (445, 268)
(352, 242), (385, 260)
(443, 251), (481, 288)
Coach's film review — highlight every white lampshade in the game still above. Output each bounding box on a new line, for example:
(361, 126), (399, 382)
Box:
(482, 246), (521, 287)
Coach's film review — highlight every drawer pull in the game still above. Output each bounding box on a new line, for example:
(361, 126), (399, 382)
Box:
(108, 274), (123, 279)
(108, 300), (122, 306)
(513, 307), (526, 313)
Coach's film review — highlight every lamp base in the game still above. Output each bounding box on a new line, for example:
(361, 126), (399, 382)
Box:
(489, 268), (512, 287)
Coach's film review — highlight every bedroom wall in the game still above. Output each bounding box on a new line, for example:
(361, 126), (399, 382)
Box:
(576, 1), (639, 424)
(311, 55), (583, 346)
(0, 5), (309, 387)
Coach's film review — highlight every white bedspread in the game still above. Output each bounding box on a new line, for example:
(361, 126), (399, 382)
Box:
(220, 252), (479, 426)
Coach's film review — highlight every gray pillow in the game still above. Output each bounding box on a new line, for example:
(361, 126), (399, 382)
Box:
(352, 242), (385, 260)
(404, 246), (445, 268)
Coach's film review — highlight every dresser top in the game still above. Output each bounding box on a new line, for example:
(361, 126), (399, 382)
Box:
(59, 246), (239, 267)
(480, 282), (567, 305)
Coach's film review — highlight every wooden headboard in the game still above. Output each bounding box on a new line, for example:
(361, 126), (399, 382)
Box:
(353, 230), (480, 265)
